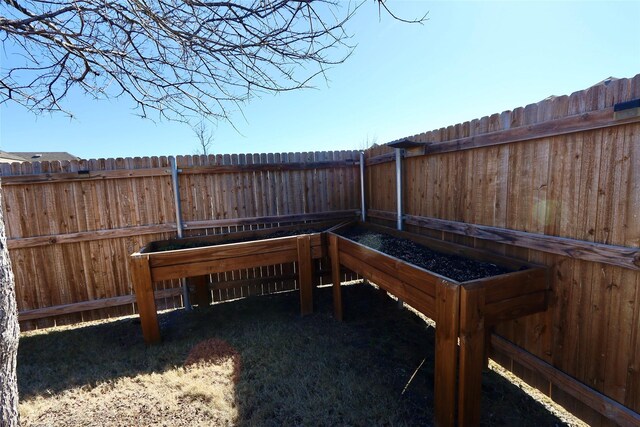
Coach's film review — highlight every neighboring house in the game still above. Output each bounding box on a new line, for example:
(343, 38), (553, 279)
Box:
(1, 151), (81, 163)
(0, 151), (28, 163)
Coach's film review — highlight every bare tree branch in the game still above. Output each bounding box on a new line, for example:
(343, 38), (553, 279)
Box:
(0, 0), (426, 123)
(193, 118), (214, 156)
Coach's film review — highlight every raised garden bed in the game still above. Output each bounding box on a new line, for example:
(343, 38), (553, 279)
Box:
(328, 222), (549, 427)
(130, 220), (346, 344)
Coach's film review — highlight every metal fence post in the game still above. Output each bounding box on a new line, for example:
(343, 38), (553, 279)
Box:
(170, 156), (191, 311)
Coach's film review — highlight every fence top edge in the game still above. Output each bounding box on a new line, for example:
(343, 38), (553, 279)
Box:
(0, 151), (360, 178)
(365, 72), (640, 157)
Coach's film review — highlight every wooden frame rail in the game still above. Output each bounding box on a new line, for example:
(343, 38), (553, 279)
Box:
(17, 288), (182, 322)
(130, 225), (328, 344)
(367, 210), (640, 271)
(1, 159), (358, 185)
(328, 222), (549, 427)
(491, 335), (640, 427)
(365, 106), (640, 165)
(8, 210), (358, 250)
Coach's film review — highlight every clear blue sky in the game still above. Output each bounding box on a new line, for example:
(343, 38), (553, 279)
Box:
(1, 1), (639, 160)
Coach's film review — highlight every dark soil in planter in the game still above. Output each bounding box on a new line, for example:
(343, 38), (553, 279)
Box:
(337, 226), (511, 282)
(157, 228), (323, 252)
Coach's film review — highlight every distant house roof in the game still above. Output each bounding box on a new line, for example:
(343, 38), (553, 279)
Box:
(0, 151), (28, 163)
(8, 152), (81, 162)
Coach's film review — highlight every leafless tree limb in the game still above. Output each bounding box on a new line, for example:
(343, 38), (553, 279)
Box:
(0, 0), (426, 122)
(193, 119), (213, 155)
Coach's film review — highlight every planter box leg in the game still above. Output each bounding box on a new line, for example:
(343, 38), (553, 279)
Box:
(130, 255), (161, 344)
(189, 275), (211, 308)
(483, 326), (494, 372)
(329, 234), (343, 321)
(458, 285), (485, 427)
(297, 235), (313, 316)
(435, 282), (460, 427)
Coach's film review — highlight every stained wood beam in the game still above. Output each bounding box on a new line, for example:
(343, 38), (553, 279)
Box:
(458, 284), (486, 426)
(297, 235), (314, 316)
(1, 160), (358, 185)
(1, 167), (172, 184)
(8, 211), (358, 250)
(366, 106), (640, 165)
(130, 255), (161, 344)
(17, 287), (183, 322)
(434, 282), (460, 427)
(179, 160), (358, 174)
(329, 234), (343, 321)
(367, 210), (640, 271)
(8, 224), (175, 250)
(491, 335), (640, 427)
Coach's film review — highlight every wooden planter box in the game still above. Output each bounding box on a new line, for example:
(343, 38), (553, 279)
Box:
(130, 221), (342, 344)
(327, 222), (549, 427)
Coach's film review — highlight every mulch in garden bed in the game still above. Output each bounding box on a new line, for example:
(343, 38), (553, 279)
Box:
(157, 228), (324, 252)
(337, 225), (512, 282)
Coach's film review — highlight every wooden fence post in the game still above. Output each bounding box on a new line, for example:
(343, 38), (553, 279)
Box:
(297, 235), (313, 316)
(434, 281), (460, 427)
(130, 255), (161, 344)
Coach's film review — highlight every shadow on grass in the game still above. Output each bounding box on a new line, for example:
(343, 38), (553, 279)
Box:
(18, 284), (568, 426)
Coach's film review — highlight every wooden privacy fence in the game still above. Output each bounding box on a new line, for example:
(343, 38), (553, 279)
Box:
(363, 74), (640, 426)
(1, 151), (361, 329)
(4, 74), (640, 426)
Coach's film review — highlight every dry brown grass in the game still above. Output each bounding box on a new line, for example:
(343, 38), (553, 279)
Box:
(21, 361), (237, 426)
(185, 338), (242, 385)
(18, 284), (584, 426)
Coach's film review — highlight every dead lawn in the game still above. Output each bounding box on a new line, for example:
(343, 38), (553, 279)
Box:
(18, 284), (585, 426)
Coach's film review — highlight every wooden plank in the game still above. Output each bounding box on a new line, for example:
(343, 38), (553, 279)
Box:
(365, 211), (640, 271)
(1, 167), (172, 185)
(18, 294), (135, 321)
(148, 236), (299, 268)
(339, 251), (436, 317)
(365, 152), (396, 166)
(492, 335), (640, 427)
(434, 282), (460, 427)
(458, 284), (486, 427)
(151, 249), (299, 282)
(484, 291), (547, 325)
(8, 224), (174, 250)
(297, 235), (313, 316)
(1, 159), (358, 185)
(130, 255), (161, 344)
(317, 152), (330, 216)
(365, 107), (640, 164)
(18, 287), (182, 322)
(329, 234), (343, 321)
(178, 160), (358, 175)
(469, 268), (548, 304)
(9, 212), (355, 250)
(147, 221), (331, 252)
